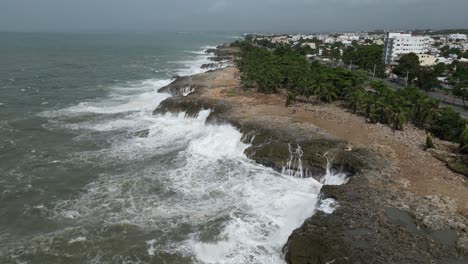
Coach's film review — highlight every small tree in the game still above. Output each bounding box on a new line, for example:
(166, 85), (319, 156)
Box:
(426, 132), (435, 149)
(390, 106), (408, 132)
(393, 53), (420, 84)
(453, 84), (468, 108)
(430, 107), (465, 141)
(317, 83), (337, 103)
(417, 67), (439, 91)
(347, 90), (365, 113)
(286, 91), (296, 107)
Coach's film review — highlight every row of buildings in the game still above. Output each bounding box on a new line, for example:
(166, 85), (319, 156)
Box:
(250, 31), (468, 67)
(264, 32), (382, 47)
(383, 32), (468, 65)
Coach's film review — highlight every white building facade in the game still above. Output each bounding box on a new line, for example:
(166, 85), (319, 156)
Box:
(417, 54), (437, 66)
(448, 34), (467, 41)
(383, 33), (431, 64)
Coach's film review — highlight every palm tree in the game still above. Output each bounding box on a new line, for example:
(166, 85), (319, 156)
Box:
(364, 96), (377, 119)
(296, 77), (316, 98)
(286, 91), (296, 106)
(411, 97), (439, 127)
(317, 83), (337, 103)
(347, 90), (364, 113)
(368, 108), (380, 123)
(421, 99), (440, 126)
(363, 97), (381, 123)
(378, 103), (393, 125)
(370, 80), (387, 92)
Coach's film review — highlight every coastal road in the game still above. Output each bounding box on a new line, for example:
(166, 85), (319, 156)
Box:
(381, 79), (468, 120)
(312, 59), (468, 120)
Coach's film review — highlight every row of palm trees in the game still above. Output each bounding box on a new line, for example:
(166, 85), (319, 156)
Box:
(236, 42), (468, 153)
(346, 82), (441, 132)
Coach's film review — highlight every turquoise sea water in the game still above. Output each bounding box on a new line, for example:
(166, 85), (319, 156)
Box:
(0, 32), (329, 264)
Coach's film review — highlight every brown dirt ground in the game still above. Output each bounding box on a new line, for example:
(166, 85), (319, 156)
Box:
(202, 67), (468, 216)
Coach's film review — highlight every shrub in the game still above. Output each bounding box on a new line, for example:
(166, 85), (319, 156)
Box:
(430, 107), (466, 142)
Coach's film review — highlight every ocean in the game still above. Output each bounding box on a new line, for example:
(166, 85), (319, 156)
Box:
(0, 32), (339, 264)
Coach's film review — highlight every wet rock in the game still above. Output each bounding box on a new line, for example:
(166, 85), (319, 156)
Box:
(157, 69), (221, 96)
(201, 63), (218, 69)
(205, 48), (217, 54)
(205, 45), (239, 58)
(209, 56), (232, 62)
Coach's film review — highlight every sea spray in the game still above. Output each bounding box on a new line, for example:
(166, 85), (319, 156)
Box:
(181, 86), (194, 96)
(282, 144), (309, 178)
(320, 151), (349, 185)
(281, 144), (349, 185)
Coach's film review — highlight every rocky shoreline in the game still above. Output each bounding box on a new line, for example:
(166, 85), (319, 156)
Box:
(154, 45), (468, 264)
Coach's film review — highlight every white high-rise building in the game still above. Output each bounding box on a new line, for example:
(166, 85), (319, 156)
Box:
(448, 33), (467, 41)
(383, 33), (431, 64)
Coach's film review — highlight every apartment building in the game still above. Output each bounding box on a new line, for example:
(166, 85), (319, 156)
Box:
(383, 32), (431, 64)
(417, 54), (437, 66)
(448, 33), (467, 41)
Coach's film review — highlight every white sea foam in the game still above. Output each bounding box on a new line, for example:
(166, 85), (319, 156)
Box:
(317, 198), (339, 214)
(170, 45), (230, 76)
(185, 50), (207, 55)
(40, 80), (172, 118)
(181, 86), (194, 96)
(68, 236), (87, 244)
(48, 105), (348, 263)
(169, 57), (213, 76)
(320, 153), (349, 185)
(51, 109), (324, 263)
(146, 239), (157, 256)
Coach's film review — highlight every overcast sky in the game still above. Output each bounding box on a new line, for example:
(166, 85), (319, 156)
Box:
(1, 0), (467, 33)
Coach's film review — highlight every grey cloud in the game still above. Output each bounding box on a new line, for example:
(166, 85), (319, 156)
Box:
(0, 0), (466, 33)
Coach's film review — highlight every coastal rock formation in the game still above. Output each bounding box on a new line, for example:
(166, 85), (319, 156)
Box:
(284, 169), (468, 264)
(208, 56), (232, 62)
(153, 47), (468, 264)
(201, 63), (218, 69)
(205, 44), (239, 63)
(205, 44), (239, 58)
(154, 69), (364, 177)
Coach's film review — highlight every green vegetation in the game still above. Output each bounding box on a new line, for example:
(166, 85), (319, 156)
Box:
(392, 53), (420, 84)
(448, 161), (468, 176)
(342, 44), (385, 78)
(453, 84), (468, 108)
(236, 42), (468, 151)
(392, 53), (442, 91)
(426, 133), (435, 149)
(451, 62), (468, 108)
(430, 107), (466, 141)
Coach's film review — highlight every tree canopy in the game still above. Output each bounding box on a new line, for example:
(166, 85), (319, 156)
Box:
(236, 41), (467, 150)
(393, 53), (420, 84)
(342, 44), (385, 78)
